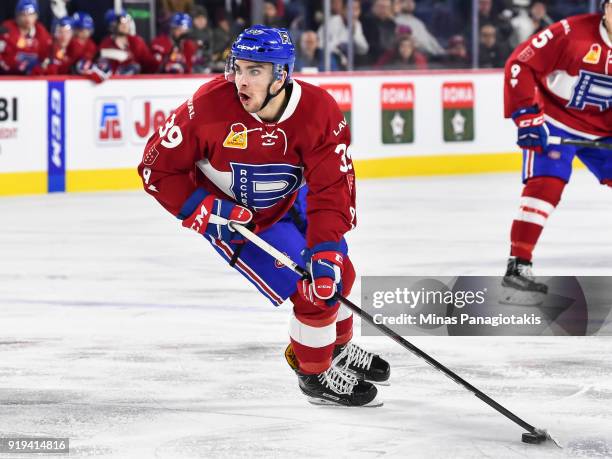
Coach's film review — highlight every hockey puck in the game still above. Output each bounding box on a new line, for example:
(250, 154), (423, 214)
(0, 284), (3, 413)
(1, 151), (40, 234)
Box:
(522, 431), (547, 444)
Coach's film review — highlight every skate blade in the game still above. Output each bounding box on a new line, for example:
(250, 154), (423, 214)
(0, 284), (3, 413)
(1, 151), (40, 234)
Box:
(499, 287), (545, 306)
(306, 395), (384, 408)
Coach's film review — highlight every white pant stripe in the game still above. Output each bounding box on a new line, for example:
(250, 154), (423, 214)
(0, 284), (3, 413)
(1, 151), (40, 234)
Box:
(289, 314), (336, 348)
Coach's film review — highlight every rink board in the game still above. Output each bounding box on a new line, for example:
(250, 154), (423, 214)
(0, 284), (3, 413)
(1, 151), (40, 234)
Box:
(0, 72), (567, 195)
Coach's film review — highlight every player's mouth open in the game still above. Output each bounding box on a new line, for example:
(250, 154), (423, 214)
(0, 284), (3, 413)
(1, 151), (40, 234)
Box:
(239, 92), (251, 103)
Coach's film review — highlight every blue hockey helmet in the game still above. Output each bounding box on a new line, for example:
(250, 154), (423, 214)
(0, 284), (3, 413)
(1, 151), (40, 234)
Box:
(170, 12), (192, 30)
(104, 8), (129, 27)
(73, 12), (94, 31)
(53, 16), (73, 32)
(226, 25), (295, 83)
(15, 0), (38, 15)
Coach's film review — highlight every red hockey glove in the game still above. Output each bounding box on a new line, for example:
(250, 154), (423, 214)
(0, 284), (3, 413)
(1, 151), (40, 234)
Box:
(297, 242), (345, 309)
(182, 193), (253, 244)
(512, 106), (548, 153)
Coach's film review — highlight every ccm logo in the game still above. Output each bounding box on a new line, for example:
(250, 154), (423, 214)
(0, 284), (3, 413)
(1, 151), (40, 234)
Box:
(518, 115), (544, 127)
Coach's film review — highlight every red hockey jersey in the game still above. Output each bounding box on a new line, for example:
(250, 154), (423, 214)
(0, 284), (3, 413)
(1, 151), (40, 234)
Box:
(504, 14), (612, 138)
(138, 76), (357, 247)
(0, 19), (51, 74)
(150, 34), (197, 74)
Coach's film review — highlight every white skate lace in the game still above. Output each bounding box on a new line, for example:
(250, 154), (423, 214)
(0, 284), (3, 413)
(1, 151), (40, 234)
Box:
(333, 343), (374, 371)
(318, 366), (359, 395)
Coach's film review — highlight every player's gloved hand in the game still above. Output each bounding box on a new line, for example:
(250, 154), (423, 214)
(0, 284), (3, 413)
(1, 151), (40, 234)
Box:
(512, 105), (548, 153)
(182, 193), (253, 244)
(297, 242), (345, 308)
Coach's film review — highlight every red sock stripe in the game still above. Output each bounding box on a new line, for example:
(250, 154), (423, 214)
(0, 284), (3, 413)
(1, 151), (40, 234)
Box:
(519, 205), (549, 218)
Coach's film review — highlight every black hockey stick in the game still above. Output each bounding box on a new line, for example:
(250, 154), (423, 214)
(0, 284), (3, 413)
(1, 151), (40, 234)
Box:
(228, 222), (561, 447)
(549, 136), (612, 150)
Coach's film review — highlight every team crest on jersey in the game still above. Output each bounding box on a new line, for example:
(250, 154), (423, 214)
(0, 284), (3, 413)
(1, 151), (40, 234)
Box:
(223, 123), (248, 149)
(567, 70), (612, 111)
(583, 44), (601, 65)
(230, 162), (303, 209)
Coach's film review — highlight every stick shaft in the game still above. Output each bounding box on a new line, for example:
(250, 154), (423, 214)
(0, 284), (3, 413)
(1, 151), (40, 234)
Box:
(230, 223), (539, 434)
(549, 136), (612, 150)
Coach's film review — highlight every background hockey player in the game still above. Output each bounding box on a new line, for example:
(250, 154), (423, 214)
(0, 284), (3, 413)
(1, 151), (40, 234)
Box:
(0, 0), (51, 75)
(138, 25), (390, 407)
(98, 9), (157, 75)
(503, 1), (612, 293)
(150, 12), (197, 74)
(40, 16), (75, 75)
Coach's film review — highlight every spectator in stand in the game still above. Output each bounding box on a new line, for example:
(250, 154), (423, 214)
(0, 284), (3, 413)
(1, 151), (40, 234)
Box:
(444, 34), (470, 69)
(294, 29), (340, 72)
(394, 0), (445, 57)
(151, 12), (197, 73)
(362, 0), (397, 65)
(263, 0), (286, 28)
(158, 0), (195, 34)
(211, 13), (235, 72)
(317, 0), (369, 69)
(41, 15), (75, 74)
(0, 0), (51, 75)
(375, 33), (427, 69)
(98, 9), (158, 75)
(511, 0), (554, 45)
(478, 22), (510, 68)
(190, 5), (213, 73)
(478, 0), (514, 43)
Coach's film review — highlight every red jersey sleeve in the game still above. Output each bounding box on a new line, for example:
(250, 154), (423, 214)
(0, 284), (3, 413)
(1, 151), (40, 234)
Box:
(138, 96), (202, 218)
(303, 91), (356, 247)
(503, 19), (569, 117)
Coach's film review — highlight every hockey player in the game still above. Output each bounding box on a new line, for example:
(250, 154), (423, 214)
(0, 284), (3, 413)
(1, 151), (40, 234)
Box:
(503, 2), (612, 293)
(0, 0), (51, 75)
(98, 9), (157, 75)
(71, 12), (98, 69)
(150, 12), (197, 74)
(138, 25), (390, 407)
(40, 16), (76, 75)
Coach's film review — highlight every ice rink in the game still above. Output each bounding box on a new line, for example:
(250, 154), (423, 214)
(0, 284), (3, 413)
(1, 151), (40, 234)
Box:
(1, 170), (611, 458)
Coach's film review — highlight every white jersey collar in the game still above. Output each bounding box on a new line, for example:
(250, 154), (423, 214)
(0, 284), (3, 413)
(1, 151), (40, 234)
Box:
(249, 80), (302, 124)
(600, 21), (612, 48)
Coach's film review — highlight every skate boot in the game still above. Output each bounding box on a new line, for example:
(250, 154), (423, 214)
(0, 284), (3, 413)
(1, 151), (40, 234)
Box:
(297, 365), (382, 407)
(333, 342), (390, 385)
(501, 257), (548, 305)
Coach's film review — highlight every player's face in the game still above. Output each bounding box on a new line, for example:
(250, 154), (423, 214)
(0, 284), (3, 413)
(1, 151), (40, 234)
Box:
(234, 60), (281, 112)
(76, 29), (91, 41)
(55, 26), (73, 47)
(17, 12), (37, 30)
(605, 3), (612, 32)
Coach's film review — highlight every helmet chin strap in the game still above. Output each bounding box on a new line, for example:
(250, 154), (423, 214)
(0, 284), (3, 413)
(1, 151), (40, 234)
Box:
(257, 79), (284, 113)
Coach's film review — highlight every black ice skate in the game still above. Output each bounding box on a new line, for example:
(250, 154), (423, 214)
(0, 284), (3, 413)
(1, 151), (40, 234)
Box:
(297, 365), (382, 407)
(333, 343), (390, 385)
(500, 257), (548, 305)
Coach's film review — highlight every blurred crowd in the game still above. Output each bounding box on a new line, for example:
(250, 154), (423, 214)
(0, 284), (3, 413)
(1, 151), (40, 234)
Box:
(0, 0), (592, 78)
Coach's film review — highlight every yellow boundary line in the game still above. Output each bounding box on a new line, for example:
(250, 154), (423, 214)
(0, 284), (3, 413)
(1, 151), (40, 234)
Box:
(0, 153), (586, 196)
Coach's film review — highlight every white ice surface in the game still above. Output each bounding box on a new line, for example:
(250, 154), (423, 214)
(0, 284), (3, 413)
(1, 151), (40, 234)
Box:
(1, 170), (611, 458)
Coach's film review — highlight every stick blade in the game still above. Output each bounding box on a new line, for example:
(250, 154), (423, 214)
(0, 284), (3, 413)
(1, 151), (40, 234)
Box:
(522, 429), (562, 448)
